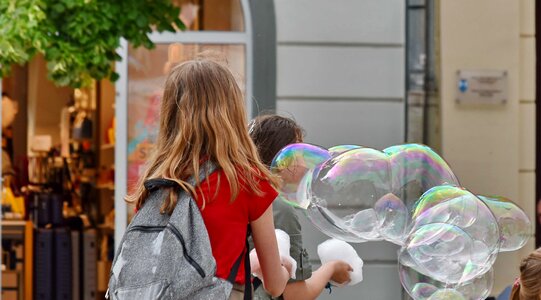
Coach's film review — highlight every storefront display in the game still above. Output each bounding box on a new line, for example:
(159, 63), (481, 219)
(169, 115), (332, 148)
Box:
(0, 1), (253, 299)
(1, 59), (116, 299)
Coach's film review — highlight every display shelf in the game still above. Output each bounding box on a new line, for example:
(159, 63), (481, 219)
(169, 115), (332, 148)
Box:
(1, 220), (33, 300)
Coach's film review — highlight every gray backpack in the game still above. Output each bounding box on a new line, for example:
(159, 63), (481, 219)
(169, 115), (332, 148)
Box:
(107, 163), (251, 300)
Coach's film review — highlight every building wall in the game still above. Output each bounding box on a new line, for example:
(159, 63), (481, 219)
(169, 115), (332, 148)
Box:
(274, 0), (405, 150)
(274, 1), (405, 298)
(440, 0), (536, 295)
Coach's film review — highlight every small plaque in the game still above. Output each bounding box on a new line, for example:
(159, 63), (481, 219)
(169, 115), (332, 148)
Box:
(456, 69), (508, 104)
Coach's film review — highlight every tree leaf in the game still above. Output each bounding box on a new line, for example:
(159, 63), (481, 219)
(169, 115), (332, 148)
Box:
(0, 0), (185, 87)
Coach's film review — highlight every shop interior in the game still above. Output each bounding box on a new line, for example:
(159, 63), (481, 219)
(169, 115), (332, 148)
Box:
(1, 1), (246, 299)
(2, 57), (116, 300)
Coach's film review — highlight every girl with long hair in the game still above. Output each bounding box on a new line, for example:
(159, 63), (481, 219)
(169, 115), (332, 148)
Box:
(127, 58), (291, 298)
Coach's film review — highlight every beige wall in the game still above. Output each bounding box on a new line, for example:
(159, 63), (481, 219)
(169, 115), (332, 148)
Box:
(440, 0), (536, 295)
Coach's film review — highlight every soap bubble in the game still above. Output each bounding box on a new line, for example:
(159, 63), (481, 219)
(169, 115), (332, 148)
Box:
(305, 204), (369, 243)
(305, 148), (392, 241)
(407, 187), (500, 282)
(427, 289), (465, 300)
(477, 195), (532, 252)
(399, 255), (494, 300)
(402, 223), (476, 283)
(374, 193), (408, 244)
(455, 268), (494, 300)
(384, 144), (460, 211)
(328, 144), (363, 157)
(299, 166), (370, 242)
(411, 185), (471, 220)
(411, 283), (439, 300)
(270, 143), (330, 208)
(411, 186), (501, 260)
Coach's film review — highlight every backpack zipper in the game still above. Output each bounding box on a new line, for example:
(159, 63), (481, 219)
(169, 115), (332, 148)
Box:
(166, 223), (206, 278)
(129, 225), (166, 232)
(127, 224), (206, 278)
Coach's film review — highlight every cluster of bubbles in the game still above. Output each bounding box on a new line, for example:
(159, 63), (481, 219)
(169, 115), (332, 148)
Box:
(270, 143), (532, 300)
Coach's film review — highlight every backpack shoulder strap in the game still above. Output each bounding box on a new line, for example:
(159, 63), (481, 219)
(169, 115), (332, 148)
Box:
(226, 226), (253, 300)
(144, 161), (217, 192)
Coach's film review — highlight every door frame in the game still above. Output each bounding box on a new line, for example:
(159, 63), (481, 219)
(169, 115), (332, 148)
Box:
(533, 1), (541, 248)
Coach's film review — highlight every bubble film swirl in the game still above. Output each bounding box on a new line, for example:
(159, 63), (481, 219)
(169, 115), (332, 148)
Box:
(411, 187), (500, 255)
(374, 192), (408, 244)
(399, 255), (494, 300)
(427, 289), (465, 300)
(270, 143), (330, 208)
(477, 195), (532, 252)
(306, 148), (392, 241)
(407, 187), (500, 283)
(384, 144), (460, 211)
(403, 223), (477, 283)
(328, 144), (363, 157)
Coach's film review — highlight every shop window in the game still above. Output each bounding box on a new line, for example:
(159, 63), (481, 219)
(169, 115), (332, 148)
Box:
(115, 0), (253, 240)
(174, 0), (245, 32)
(126, 43), (246, 194)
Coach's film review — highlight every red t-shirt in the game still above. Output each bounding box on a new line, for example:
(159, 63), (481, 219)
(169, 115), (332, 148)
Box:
(195, 169), (277, 284)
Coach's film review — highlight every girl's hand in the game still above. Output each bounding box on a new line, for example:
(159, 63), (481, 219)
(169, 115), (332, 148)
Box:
(280, 255), (294, 277)
(330, 261), (353, 285)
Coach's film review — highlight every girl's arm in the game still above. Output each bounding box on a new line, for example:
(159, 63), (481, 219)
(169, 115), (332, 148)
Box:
(282, 261), (352, 300)
(251, 206), (291, 297)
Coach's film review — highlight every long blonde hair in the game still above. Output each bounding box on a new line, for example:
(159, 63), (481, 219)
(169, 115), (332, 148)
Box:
(511, 248), (541, 300)
(127, 57), (277, 213)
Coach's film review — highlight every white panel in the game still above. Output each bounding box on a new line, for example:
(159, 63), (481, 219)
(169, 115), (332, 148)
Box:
(520, 0), (535, 35)
(277, 100), (404, 149)
(275, 0), (405, 44)
(519, 103), (536, 170)
(316, 264), (402, 300)
(520, 38), (536, 101)
(277, 46), (405, 98)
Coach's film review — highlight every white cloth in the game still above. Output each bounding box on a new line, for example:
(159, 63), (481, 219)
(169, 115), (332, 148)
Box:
(317, 239), (364, 286)
(249, 229), (297, 280)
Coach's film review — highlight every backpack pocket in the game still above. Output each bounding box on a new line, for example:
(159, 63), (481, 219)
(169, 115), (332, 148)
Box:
(126, 224), (207, 278)
(112, 280), (170, 300)
(166, 223), (206, 278)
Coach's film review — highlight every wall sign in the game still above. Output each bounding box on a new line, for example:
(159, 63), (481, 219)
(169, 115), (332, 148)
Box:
(456, 69), (508, 104)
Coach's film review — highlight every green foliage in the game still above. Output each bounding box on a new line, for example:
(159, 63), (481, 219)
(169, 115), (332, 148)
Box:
(0, 0), (184, 87)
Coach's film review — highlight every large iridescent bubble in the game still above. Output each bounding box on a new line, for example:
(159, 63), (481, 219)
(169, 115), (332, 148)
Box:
(412, 186), (500, 252)
(401, 223), (477, 283)
(267, 142), (531, 298)
(328, 144), (363, 157)
(477, 195), (532, 252)
(384, 144), (460, 211)
(270, 143), (330, 209)
(399, 255), (494, 300)
(407, 186), (500, 282)
(303, 148), (392, 241)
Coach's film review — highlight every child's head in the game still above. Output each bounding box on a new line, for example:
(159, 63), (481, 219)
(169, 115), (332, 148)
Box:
(511, 248), (541, 300)
(249, 114), (304, 166)
(129, 57), (275, 213)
